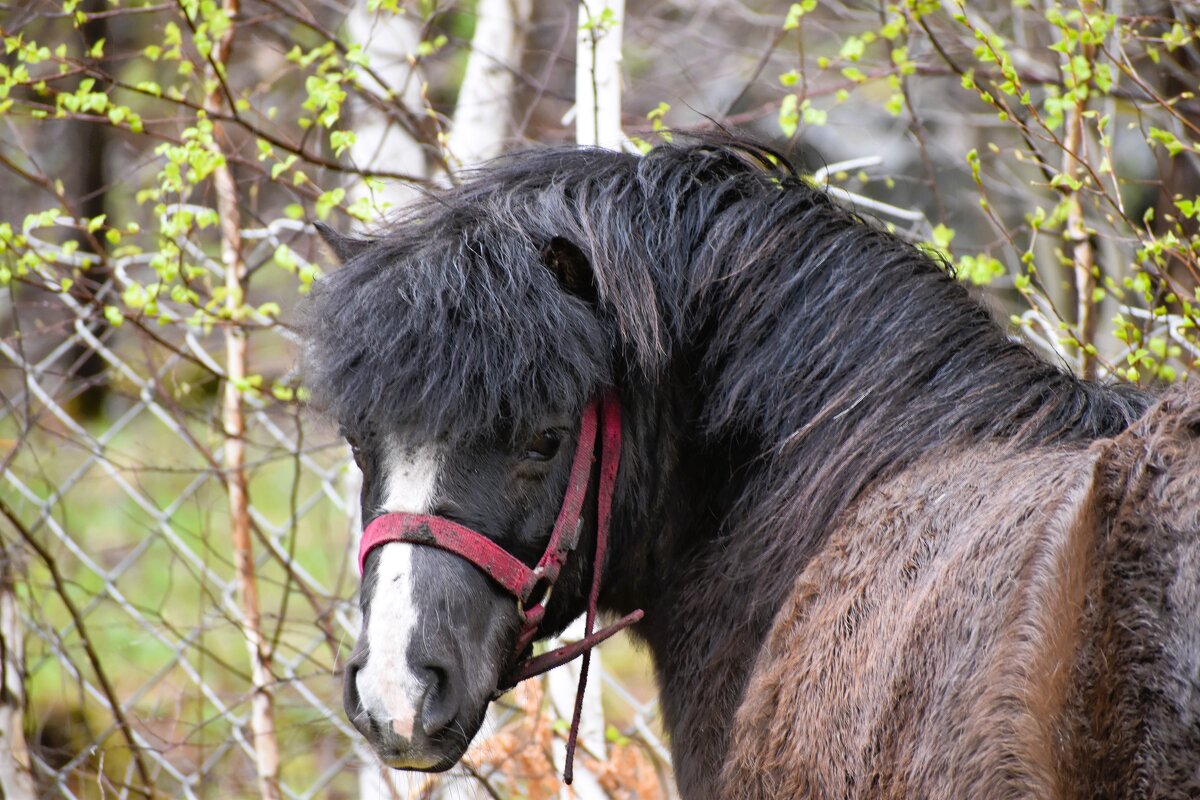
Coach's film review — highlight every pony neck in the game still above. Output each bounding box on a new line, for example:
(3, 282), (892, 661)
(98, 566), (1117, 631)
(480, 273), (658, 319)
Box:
(598, 380), (781, 799)
(596, 193), (1147, 794)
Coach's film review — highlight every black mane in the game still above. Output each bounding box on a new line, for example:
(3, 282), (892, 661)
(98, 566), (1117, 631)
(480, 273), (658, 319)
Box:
(306, 136), (1145, 458)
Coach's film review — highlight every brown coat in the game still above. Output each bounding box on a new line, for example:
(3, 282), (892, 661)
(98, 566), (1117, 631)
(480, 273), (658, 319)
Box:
(722, 386), (1200, 799)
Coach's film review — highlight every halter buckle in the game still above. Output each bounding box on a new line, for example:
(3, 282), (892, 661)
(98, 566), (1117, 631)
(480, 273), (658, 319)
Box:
(517, 566), (554, 623)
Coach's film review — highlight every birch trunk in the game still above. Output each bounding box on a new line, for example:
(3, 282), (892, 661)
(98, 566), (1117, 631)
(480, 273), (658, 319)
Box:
(345, 11), (432, 211)
(446, 0), (534, 168)
(575, 0), (626, 151)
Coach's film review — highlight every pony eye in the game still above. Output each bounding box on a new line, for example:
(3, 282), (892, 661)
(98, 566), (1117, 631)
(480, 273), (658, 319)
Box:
(526, 429), (562, 461)
(345, 435), (365, 465)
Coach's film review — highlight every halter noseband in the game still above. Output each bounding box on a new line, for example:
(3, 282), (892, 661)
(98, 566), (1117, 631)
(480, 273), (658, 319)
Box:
(356, 390), (642, 783)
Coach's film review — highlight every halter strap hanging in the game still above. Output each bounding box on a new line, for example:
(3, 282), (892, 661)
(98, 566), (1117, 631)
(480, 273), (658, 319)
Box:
(357, 390), (643, 784)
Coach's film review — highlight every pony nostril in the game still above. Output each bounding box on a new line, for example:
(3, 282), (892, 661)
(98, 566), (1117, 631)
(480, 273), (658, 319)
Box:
(419, 665), (458, 738)
(343, 662), (370, 735)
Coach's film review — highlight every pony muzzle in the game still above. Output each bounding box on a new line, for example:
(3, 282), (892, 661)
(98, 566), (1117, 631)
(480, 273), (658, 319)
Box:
(343, 616), (464, 771)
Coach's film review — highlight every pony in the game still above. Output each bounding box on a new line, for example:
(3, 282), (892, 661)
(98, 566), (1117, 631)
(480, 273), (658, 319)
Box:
(303, 138), (1200, 798)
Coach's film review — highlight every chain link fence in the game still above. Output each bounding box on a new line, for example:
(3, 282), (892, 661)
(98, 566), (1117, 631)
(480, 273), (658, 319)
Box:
(0, 215), (673, 799)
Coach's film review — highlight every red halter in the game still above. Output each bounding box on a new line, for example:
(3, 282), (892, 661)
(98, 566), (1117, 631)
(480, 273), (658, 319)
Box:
(357, 391), (642, 783)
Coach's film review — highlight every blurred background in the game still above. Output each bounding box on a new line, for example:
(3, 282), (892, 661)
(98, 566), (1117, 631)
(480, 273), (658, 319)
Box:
(0, 0), (1196, 797)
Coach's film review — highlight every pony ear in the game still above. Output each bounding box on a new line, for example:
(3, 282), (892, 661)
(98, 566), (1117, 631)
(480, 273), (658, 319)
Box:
(540, 236), (597, 304)
(314, 221), (374, 263)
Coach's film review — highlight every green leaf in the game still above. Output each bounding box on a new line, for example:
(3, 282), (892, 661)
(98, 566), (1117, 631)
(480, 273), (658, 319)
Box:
(957, 253), (1006, 286)
(841, 66), (867, 83)
(122, 283), (148, 309)
(839, 36), (865, 62)
(414, 34), (448, 56)
(783, 1), (816, 30)
(1149, 127), (1188, 156)
(271, 155), (298, 180)
(930, 223), (955, 250)
(315, 187), (345, 219)
(330, 130), (357, 157)
(801, 99), (827, 126)
(778, 94), (799, 137)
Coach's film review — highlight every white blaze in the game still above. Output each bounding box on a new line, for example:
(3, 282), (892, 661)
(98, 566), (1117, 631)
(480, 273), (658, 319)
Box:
(357, 440), (441, 740)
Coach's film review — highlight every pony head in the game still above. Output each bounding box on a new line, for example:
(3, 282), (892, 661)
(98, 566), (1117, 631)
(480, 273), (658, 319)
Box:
(306, 190), (630, 769)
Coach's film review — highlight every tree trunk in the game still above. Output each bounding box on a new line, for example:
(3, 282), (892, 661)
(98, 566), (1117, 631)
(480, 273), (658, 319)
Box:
(446, 0), (535, 168)
(575, 0), (626, 151)
(65, 0), (112, 419)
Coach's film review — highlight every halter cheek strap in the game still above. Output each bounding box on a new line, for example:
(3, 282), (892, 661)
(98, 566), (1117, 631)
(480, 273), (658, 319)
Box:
(356, 391), (643, 784)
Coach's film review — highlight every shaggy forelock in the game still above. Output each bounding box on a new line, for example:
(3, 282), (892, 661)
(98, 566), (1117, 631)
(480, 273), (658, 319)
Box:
(304, 211), (610, 441)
